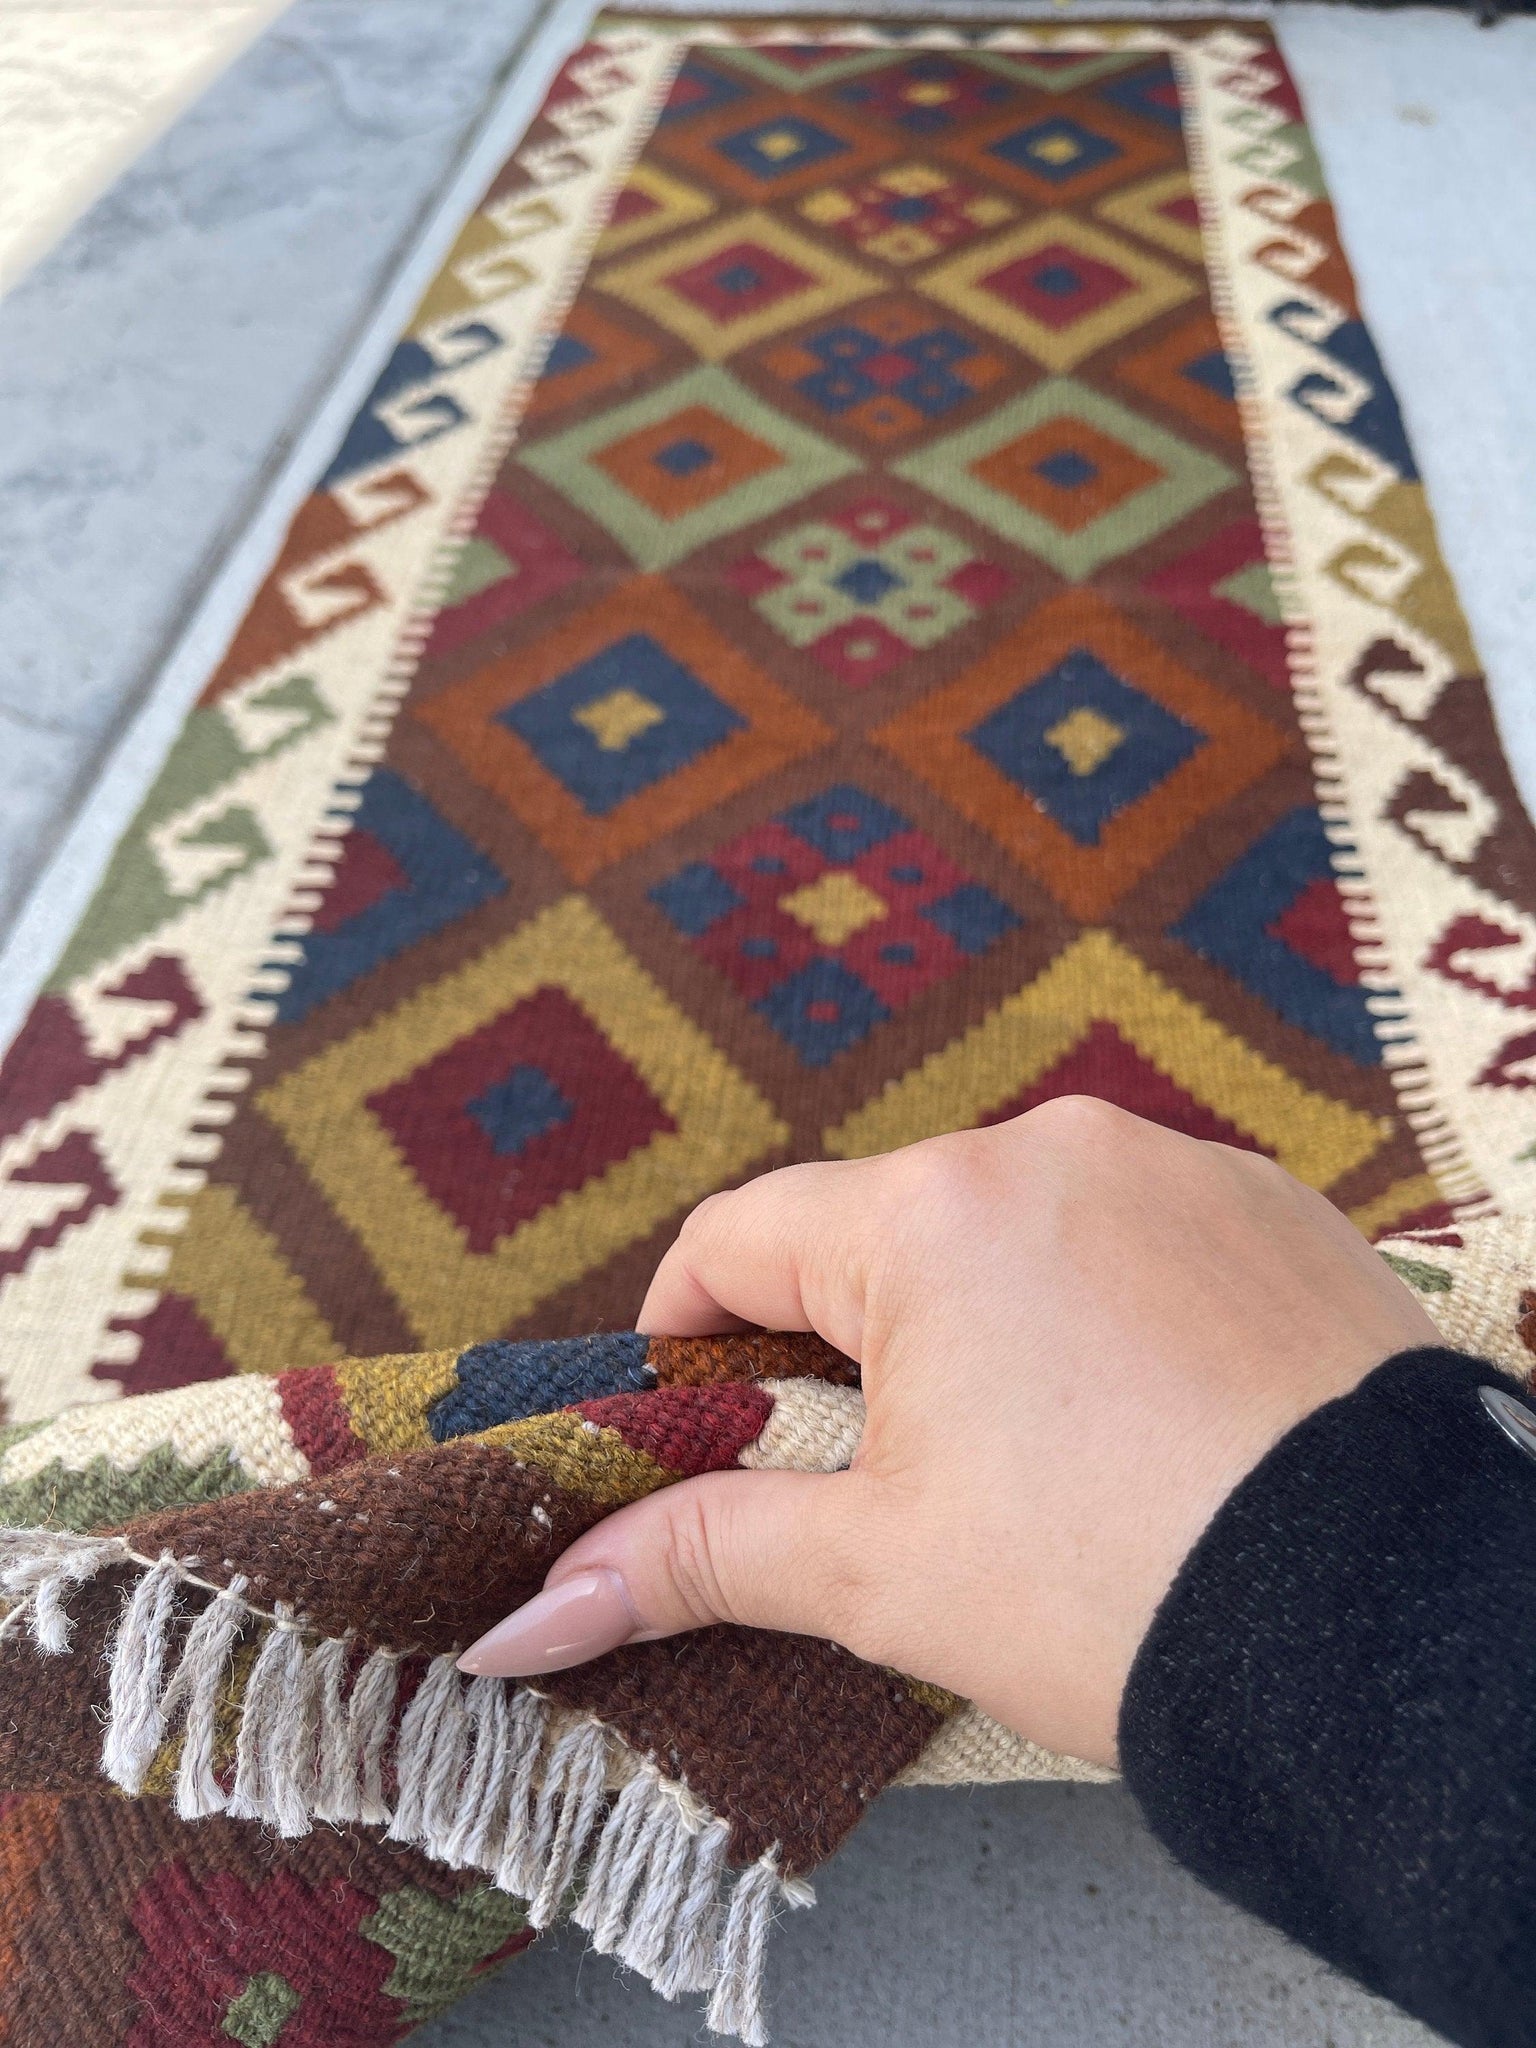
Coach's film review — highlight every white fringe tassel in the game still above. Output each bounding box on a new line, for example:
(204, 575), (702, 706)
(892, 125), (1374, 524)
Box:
(0, 1529), (812, 2040)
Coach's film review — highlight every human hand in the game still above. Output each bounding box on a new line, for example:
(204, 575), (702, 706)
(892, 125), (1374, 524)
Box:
(458, 1100), (1441, 1767)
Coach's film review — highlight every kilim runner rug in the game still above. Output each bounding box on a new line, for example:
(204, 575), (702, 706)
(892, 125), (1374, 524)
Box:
(2, 13), (1536, 2045)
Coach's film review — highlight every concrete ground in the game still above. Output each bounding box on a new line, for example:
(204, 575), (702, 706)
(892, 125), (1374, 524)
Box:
(1, 5), (1533, 2043)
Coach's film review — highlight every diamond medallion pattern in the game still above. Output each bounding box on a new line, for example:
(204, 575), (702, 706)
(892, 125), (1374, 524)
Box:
(651, 783), (1019, 1066)
(258, 896), (787, 1343)
(895, 375), (1236, 578)
(729, 495), (1011, 685)
(874, 590), (1285, 918)
(657, 99), (897, 202)
(943, 99), (1174, 206)
(597, 208), (879, 359)
(798, 161), (1016, 266)
(517, 364), (859, 568)
(757, 295), (1009, 443)
(916, 212), (1195, 370)
(414, 576), (829, 881)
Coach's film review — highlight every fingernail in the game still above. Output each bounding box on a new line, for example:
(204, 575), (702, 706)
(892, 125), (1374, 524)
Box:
(456, 1568), (644, 1677)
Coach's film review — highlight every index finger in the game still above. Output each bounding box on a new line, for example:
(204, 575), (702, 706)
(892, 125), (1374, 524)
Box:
(636, 1156), (878, 1361)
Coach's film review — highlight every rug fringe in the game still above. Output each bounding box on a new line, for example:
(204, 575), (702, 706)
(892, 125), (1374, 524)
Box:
(0, 1529), (810, 2041)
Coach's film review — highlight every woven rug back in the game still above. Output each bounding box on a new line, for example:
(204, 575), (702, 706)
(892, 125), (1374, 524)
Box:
(2, 15), (1535, 2046)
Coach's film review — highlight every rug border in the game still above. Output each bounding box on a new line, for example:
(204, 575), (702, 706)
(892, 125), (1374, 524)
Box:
(0, 0), (598, 1060)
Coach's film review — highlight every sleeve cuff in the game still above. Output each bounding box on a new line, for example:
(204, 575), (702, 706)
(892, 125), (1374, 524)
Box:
(1119, 1347), (1536, 2048)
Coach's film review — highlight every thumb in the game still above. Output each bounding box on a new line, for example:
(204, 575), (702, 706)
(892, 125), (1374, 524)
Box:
(457, 1468), (873, 1677)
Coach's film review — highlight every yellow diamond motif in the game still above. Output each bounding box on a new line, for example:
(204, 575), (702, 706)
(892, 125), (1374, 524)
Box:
(801, 188), (856, 225)
(780, 870), (889, 946)
(880, 163), (951, 198)
(756, 128), (806, 161)
(1032, 135), (1083, 165)
(574, 686), (666, 753)
(1045, 706), (1125, 777)
(964, 195), (1014, 228)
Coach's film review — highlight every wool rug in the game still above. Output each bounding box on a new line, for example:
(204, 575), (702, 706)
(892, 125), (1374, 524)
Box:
(2, 12), (1535, 2044)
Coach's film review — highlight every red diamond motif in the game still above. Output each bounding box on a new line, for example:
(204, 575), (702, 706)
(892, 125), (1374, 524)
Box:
(981, 244), (1134, 329)
(368, 986), (675, 1252)
(665, 242), (815, 324)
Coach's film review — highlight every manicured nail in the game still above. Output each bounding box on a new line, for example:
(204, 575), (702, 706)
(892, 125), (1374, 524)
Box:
(456, 1568), (643, 1677)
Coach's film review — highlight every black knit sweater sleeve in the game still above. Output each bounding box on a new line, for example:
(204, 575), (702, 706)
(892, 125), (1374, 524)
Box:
(1119, 1348), (1536, 2048)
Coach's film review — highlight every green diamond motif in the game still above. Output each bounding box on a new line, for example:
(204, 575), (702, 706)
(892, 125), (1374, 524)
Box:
(893, 376), (1237, 580)
(517, 365), (860, 571)
(222, 1972), (300, 2047)
(441, 535), (514, 607)
(1215, 558), (1283, 625)
(753, 519), (979, 650)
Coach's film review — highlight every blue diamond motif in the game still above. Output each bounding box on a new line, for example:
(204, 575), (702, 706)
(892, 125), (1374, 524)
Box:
(835, 558), (904, 604)
(502, 634), (743, 816)
(715, 117), (849, 181)
(467, 1065), (574, 1157)
(1031, 263), (1085, 299)
(713, 262), (767, 297)
(1035, 449), (1098, 490)
(653, 437), (713, 477)
(794, 323), (979, 423)
(966, 651), (1204, 847)
(757, 958), (890, 1066)
(921, 884), (1020, 955)
(989, 117), (1121, 181)
(650, 862), (744, 936)
(781, 785), (906, 861)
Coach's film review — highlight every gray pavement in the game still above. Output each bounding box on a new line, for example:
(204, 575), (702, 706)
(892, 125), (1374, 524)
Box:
(2, 6), (1534, 2042)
